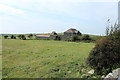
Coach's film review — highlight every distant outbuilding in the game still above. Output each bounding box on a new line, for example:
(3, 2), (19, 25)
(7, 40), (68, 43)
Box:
(35, 34), (51, 38)
(35, 28), (82, 40)
(60, 28), (82, 40)
(64, 28), (82, 36)
(35, 31), (57, 39)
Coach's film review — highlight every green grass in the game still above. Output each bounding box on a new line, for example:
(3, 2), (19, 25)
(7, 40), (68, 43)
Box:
(2, 39), (95, 78)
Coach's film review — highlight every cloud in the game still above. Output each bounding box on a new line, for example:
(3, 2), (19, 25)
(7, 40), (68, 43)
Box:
(0, 0), (118, 34)
(0, 4), (26, 16)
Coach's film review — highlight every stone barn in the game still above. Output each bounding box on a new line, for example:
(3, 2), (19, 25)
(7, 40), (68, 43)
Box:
(64, 28), (81, 36)
(61, 28), (82, 40)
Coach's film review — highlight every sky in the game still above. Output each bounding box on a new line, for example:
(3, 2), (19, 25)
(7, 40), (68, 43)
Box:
(0, 0), (119, 35)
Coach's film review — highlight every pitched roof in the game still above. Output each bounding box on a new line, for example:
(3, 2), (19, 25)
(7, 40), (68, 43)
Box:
(64, 28), (79, 33)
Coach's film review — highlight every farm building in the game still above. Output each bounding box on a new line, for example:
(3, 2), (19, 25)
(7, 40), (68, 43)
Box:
(35, 34), (51, 38)
(35, 32), (57, 39)
(35, 28), (82, 40)
(64, 28), (81, 36)
(60, 28), (82, 40)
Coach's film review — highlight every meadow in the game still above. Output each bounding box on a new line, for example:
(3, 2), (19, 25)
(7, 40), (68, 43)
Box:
(2, 39), (95, 78)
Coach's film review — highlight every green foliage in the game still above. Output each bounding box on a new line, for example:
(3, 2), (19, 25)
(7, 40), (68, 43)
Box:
(65, 36), (73, 41)
(17, 35), (22, 39)
(87, 23), (120, 75)
(11, 35), (16, 39)
(77, 31), (82, 36)
(82, 35), (91, 40)
(4, 35), (8, 39)
(28, 34), (33, 39)
(87, 39), (114, 74)
(72, 35), (80, 41)
(17, 34), (26, 40)
(54, 35), (61, 40)
(65, 36), (80, 42)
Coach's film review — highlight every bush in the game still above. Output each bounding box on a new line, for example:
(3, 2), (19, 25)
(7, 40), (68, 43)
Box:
(87, 24), (120, 75)
(54, 35), (61, 40)
(82, 35), (91, 40)
(87, 39), (114, 74)
(72, 35), (80, 41)
(28, 34), (33, 39)
(11, 35), (16, 39)
(65, 36), (80, 42)
(65, 36), (72, 41)
(17, 34), (26, 40)
(4, 35), (8, 39)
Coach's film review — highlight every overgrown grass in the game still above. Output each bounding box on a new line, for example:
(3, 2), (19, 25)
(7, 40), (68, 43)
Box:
(2, 39), (95, 78)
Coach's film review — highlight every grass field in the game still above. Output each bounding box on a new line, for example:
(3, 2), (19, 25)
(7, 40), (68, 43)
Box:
(2, 39), (95, 78)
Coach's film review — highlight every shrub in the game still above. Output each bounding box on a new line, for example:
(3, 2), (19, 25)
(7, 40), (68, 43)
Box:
(87, 23), (120, 75)
(17, 35), (22, 39)
(77, 31), (82, 36)
(28, 34), (33, 39)
(54, 35), (61, 40)
(4, 35), (8, 39)
(65, 36), (73, 41)
(87, 39), (114, 74)
(17, 34), (26, 40)
(11, 35), (16, 39)
(65, 35), (80, 42)
(21, 35), (26, 40)
(72, 35), (80, 41)
(82, 35), (91, 40)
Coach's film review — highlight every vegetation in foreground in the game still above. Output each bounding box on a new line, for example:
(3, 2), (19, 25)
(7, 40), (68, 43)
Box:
(87, 23), (120, 75)
(2, 39), (95, 78)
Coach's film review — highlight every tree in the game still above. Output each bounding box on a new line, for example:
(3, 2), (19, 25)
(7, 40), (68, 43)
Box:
(17, 35), (22, 39)
(11, 35), (16, 39)
(28, 34), (33, 39)
(105, 26), (109, 36)
(21, 35), (26, 40)
(105, 19), (110, 36)
(17, 34), (26, 40)
(4, 35), (8, 39)
(87, 23), (120, 75)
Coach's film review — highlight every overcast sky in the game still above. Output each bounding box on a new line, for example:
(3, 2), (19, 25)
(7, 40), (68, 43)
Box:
(0, 0), (119, 35)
